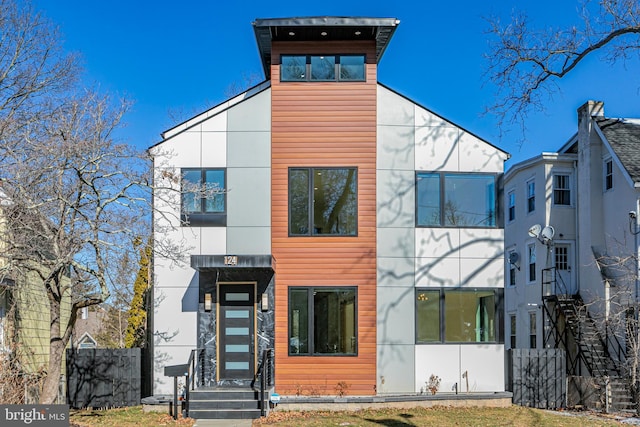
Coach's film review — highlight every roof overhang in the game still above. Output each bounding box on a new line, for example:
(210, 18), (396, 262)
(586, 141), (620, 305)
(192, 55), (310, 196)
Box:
(253, 16), (400, 77)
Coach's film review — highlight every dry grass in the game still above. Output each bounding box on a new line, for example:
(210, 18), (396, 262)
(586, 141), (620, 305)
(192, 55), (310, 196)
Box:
(255, 406), (624, 426)
(69, 405), (627, 427)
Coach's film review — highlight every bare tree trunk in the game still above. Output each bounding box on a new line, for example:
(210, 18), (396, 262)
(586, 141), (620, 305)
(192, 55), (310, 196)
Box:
(40, 297), (63, 404)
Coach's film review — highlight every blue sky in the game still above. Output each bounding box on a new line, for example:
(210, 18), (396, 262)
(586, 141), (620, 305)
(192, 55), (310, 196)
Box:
(31, 0), (640, 168)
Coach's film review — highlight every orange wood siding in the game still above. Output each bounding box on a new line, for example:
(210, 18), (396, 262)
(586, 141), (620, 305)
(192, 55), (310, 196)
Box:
(271, 40), (378, 395)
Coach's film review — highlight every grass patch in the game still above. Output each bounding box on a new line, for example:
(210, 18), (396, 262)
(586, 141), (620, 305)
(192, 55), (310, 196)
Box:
(70, 406), (194, 427)
(69, 405), (624, 426)
(254, 406), (623, 426)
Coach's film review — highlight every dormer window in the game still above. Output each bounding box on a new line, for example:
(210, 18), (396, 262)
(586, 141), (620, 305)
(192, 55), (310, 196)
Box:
(281, 54), (365, 82)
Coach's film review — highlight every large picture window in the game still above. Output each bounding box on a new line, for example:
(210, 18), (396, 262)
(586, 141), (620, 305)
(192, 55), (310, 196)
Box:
(181, 168), (226, 226)
(289, 167), (357, 236)
(416, 288), (503, 344)
(289, 287), (357, 356)
(416, 172), (498, 228)
(281, 54), (366, 82)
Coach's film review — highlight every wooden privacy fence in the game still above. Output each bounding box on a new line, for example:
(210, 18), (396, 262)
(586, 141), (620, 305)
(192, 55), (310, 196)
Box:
(507, 348), (566, 409)
(66, 348), (143, 409)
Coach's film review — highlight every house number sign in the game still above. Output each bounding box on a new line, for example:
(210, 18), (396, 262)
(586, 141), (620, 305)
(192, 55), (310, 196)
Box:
(224, 255), (238, 266)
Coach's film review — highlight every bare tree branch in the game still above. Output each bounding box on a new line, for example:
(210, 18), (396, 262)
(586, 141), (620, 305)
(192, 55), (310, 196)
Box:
(484, 0), (640, 140)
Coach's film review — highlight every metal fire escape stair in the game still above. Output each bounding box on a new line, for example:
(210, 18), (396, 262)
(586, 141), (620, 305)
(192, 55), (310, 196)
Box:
(542, 268), (633, 411)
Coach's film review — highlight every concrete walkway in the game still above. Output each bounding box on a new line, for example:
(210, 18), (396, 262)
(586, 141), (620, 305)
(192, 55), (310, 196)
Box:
(193, 419), (254, 427)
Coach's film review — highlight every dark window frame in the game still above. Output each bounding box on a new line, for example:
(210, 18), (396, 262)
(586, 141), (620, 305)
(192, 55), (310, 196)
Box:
(508, 251), (517, 287)
(526, 180), (535, 213)
(180, 168), (227, 227)
(280, 54), (366, 82)
(529, 312), (537, 349)
(416, 172), (502, 229)
(507, 190), (515, 222)
(509, 314), (517, 349)
(288, 286), (358, 356)
(288, 167), (358, 237)
(553, 174), (571, 206)
(604, 158), (613, 191)
(527, 243), (536, 283)
(415, 287), (504, 344)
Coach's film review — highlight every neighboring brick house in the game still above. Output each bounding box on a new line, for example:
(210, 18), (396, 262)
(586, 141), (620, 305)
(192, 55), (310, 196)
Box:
(150, 16), (509, 406)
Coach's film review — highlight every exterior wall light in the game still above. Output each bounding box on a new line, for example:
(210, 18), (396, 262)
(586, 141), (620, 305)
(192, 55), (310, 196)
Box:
(261, 293), (269, 311)
(204, 293), (212, 312)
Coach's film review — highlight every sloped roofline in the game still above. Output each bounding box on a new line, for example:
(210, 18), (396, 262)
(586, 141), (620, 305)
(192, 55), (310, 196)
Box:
(149, 80), (271, 148)
(378, 82), (510, 158)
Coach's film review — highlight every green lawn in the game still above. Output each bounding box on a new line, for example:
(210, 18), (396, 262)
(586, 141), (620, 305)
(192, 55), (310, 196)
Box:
(70, 405), (625, 427)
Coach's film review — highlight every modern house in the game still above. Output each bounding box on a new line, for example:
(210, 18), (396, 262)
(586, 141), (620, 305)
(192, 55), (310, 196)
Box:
(150, 16), (509, 416)
(504, 100), (640, 409)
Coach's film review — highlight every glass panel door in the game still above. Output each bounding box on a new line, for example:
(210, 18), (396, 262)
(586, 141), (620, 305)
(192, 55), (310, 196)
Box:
(219, 284), (255, 380)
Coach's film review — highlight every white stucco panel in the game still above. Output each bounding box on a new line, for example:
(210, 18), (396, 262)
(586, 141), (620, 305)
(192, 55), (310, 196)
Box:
(414, 105), (449, 128)
(154, 130), (201, 168)
(377, 85), (415, 126)
(377, 125), (415, 171)
(415, 345), (460, 394)
(416, 228), (460, 259)
(199, 227), (227, 255)
(201, 110), (228, 132)
(376, 169), (414, 228)
(458, 228), (504, 259)
(460, 256), (504, 287)
(415, 125), (459, 171)
(460, 345), (505, 392)
(458, 130), (506, 173)
(377, 256), (416, 287)
(415, 256), (460, 287)
(201, 131), (227, 167)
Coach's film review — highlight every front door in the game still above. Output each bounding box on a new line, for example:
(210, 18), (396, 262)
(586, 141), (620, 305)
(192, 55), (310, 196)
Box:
(218, 283), (255, 381)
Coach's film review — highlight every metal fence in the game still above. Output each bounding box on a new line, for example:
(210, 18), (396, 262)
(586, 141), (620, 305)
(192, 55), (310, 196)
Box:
(66, 348), (142, 409)
(507, 348), (566, 409)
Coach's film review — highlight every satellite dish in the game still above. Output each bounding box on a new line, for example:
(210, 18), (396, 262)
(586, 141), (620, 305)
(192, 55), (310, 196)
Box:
(541, 226), (555, 242)
(508, 252), (520, 264)
(528, 224), (542, 238)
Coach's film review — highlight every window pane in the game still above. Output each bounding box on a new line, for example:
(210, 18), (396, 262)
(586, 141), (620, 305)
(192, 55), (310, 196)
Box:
(310, 55), (336, 80)
(527, 181), (535, 213)
(416, 290), (440, 342)
(417, 174), (440, 226)
(553, 175), (570, 205)
(204, 170), (225, 213)
(339, 55), (365, 80)
(289, 289), (309, 354)
(313, 169), (357, 235)
(281, 55), (306, 81)
(313, 289), (356, 354)
(290, 169), (310, 235)
(182, 170), (202, 213)
(444, 175), (496, 226)
(444, 290), (496, 343)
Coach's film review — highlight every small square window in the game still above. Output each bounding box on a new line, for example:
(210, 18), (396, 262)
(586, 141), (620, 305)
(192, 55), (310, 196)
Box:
(289, 287), (357, 355)
(181, 168), (226, 226)
(289, 168), (357, 236)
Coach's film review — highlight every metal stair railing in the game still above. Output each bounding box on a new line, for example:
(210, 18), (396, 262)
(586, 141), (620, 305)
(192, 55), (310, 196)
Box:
(252, 348), (274, 416)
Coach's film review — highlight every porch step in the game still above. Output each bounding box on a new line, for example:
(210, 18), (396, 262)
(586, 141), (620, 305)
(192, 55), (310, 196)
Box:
(188, 388), (264, 420)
